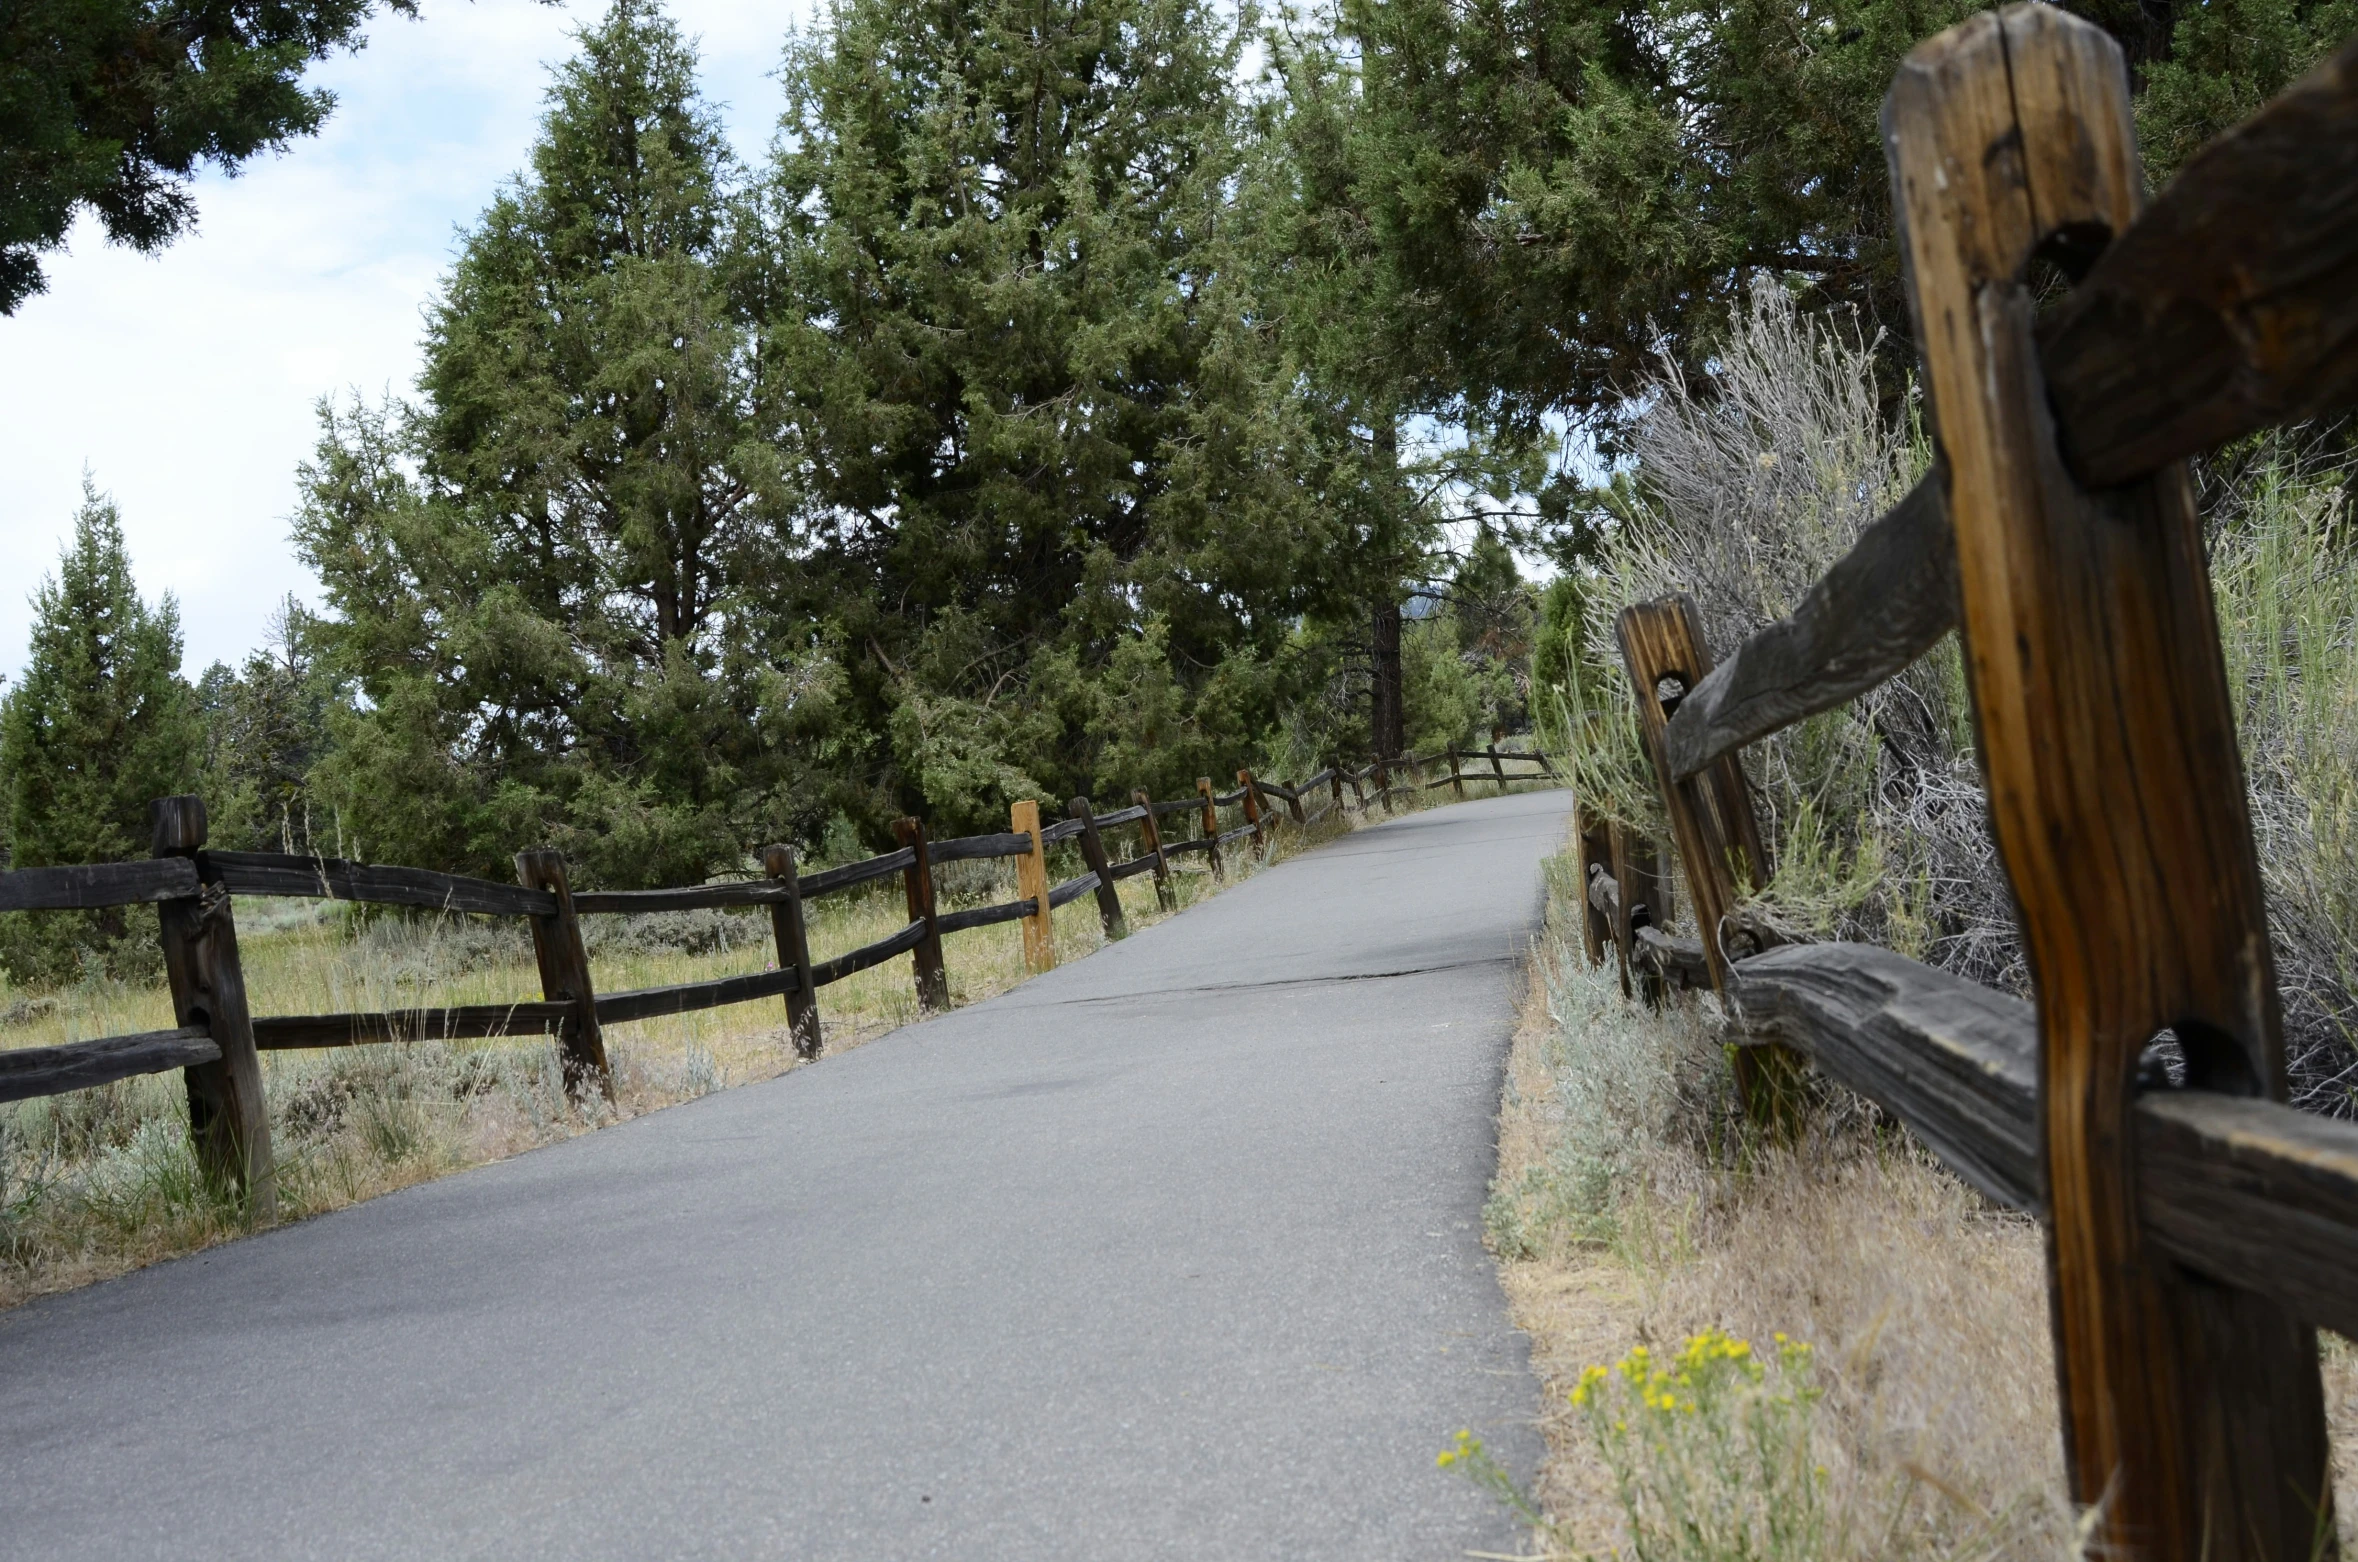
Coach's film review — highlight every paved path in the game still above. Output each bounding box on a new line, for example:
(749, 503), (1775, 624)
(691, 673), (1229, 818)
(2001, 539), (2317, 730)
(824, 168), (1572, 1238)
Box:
(0, 790), (1572, 1560)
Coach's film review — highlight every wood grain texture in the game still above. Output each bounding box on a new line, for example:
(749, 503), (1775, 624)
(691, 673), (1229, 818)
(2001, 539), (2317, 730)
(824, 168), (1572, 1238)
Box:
(1011, 800), (1055, 972)
(1615, 597), (1770, 996)
(1237, 771), (1270, 853)
(253, 1002), (573, 1048)
(761, 844), (821, 1059)
(1134, 789), (1177, 912)
(1733, 943), (2042, 1211)
(0, 1027), (218, 1104)
(1632, 927), (1710, 991)
(1886, 8), (2330, 1549)
(934, 898), (1037, 934)
(515, 849), (612, 1101)
(151, 796), (276, 1218)
(1047, 872), (1101, 910)
(568, 881), (790, 914)
(2138, 1093), (2358, 1344)
(1611, 823), (1672, 1008)
(1090, 803), (1150, 829)
(1038, 817), (1087, 847)
(796, 847), (917, 900)
(2043, 36), (2358, 486)
(1067, 798), (1128, 940)
(0, 857), (199, 912)
(1575, 817), (1612, 972)
(1662, 472), (1956, 780)
(929, 831), (1038, 864)
(809, 921), (928, 988)
(894, 818), (951, 1011)
(207, 850), (555, 918)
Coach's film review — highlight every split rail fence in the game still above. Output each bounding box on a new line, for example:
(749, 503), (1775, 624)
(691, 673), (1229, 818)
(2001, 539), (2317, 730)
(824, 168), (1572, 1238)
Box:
(0, 745), (1556, 1218)
(1578, 13), (2358, 1558)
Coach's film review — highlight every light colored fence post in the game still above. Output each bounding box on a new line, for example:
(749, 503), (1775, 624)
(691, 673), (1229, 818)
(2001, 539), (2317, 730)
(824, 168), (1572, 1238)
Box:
(1886, 7), (2330, 1553)
(761, 844), (821, 1057)
(516, 848), (612, 1102)
(1010, 799), (1055, 971)
(892, 819), (950, 1010)
(1133, 789), (1177, 911)
(150, 795), (275, 1218)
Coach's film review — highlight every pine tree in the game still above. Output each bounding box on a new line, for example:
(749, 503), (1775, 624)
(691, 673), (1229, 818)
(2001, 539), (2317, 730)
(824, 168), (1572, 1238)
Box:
(196, 597), (343, 854)
(763, 0), (1345, 829)
(0, 483), (199, 985)
(296, 0), (823, 884)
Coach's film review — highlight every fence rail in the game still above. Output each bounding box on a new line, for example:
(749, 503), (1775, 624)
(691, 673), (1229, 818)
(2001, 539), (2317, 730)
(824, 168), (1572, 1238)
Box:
(1583, 17), (2358, 1555)
(1, 745), (1562, 1226)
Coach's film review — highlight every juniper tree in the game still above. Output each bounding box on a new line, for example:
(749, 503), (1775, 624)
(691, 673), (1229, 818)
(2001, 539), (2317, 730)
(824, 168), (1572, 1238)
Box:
(761, 0), (1347, 829)
(295, 0), (826, 884)
(0, 484), (198, 984)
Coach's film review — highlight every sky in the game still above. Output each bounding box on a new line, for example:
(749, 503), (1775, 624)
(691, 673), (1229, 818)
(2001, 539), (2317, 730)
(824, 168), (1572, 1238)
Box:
(0, 0), (810, 684)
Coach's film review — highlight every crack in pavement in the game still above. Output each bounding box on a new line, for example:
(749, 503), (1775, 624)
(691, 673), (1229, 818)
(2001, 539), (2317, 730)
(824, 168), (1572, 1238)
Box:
(993, 954), (1520, 1010)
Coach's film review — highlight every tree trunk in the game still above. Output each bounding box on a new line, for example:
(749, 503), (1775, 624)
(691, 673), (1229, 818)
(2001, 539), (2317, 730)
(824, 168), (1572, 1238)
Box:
(1371, 598), (1405, 761)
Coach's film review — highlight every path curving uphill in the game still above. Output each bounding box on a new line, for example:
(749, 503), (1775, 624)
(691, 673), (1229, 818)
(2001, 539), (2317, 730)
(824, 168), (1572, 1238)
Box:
(0, 789), (1572, 1560)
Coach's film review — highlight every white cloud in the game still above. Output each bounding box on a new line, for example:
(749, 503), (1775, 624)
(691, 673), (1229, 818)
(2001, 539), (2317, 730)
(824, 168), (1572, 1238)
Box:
(0, 0), (803, 684)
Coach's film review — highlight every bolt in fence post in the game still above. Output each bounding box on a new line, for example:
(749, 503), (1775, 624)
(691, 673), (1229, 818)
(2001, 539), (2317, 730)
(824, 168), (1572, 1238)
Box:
(150, 795), (276, 1220)
(1011, 799), (1055, 971)
(1887, 9), (2331, 1548)
(515, 848), (611, 1102)
(1067, 797), (1128, 940)
(1195, 778), (1225, 880)
(892, 819), (950, 1011)
(761, 844), (821, 1058)
(1237, 770), (1269, 855)
(1133, 789), (1177, 910)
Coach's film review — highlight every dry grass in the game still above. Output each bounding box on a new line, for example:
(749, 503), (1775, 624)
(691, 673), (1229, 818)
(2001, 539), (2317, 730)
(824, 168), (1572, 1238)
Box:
(1486, 844), (2358, 1558)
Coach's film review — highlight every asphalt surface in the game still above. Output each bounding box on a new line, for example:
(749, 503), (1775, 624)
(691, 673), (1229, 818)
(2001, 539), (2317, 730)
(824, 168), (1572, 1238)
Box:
(0, 788), (1573, 1560)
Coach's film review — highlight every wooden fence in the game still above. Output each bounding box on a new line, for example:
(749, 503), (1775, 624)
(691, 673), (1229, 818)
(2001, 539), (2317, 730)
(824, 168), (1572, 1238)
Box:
(1582, 12), (2358, 1557)
(0, 746), (1556, 1219)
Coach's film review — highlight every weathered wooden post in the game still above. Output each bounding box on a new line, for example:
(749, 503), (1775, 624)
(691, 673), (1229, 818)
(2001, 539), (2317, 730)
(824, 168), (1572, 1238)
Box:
(1281, 780), (1307, 827)
(1447, 745), (1466, 799)
(1237, 770), (1270, 854)
(1010, 799), (1055, 971)
(1573, 811), (1612, 972)
(1347, 765), (1367, 810)
(1617, 596), (1796, 1118)
(1328, 771), (1346, 816)
(1372, 758), (1393, 813)
(1609, 823), (1669, 1008)
(515, 848), (612, 1102)
(892, 819), (950, 1010)
(150, 795), (275, 1218)
(1195, 778), (1225, 879)
(1067, 797), (1128, 940)
(760, 844), (822, 1058)
(1133, 789), (1177, 911)
(1489, 748), (1508, 790)
(1886, 8), (2330, 1551)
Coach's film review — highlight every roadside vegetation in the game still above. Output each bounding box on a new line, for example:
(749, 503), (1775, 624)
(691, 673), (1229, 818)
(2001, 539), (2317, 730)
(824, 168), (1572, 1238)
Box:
(1477, 849), (2358, 1557)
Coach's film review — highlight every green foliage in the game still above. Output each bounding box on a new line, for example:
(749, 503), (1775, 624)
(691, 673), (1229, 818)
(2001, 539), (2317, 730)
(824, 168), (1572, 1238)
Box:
(195, 596), (344, 855)
(0, 484), (199, 983)
(294, 0), (830, 885)
(0, 0), (404, 312)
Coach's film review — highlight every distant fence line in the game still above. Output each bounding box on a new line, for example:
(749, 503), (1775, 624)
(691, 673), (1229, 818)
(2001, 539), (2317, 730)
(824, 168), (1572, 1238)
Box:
(0, 744), (1558, 1220)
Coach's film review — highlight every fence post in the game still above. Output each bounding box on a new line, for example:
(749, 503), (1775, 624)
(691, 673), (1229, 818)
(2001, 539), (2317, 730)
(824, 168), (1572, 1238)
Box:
(1886, 9), (2328, 1551)
(1195, 778), (1225, 879)
(892, 819), (950, 1010)
(1447, 745), (1465, 798)
(1133, 789), (1177, 911)
(1573, 811), (1611, 973)
(1328, 771), (1346, 816)
(1372, 758), (1392, 813)
(1489, 747), (1508, 790)
(1010, 799), (1056, 971)
(1616, 595), (1798, 1121)
(1609, 822), (1669, 1008)
(1067, 797), (1128, 940)
(515, 848), (611, 1102)
(760, 844), (822, 1058)
(150, 795), (275, 1219)
(1282, 780), (1307, 827)
(1237, 770), (1270, 854)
